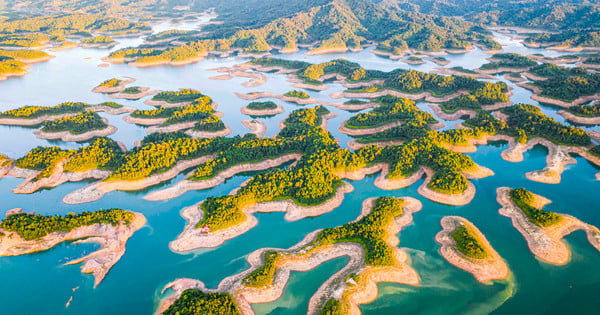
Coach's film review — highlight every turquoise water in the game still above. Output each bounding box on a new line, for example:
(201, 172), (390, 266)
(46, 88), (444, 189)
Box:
(1, 20), (600, 314)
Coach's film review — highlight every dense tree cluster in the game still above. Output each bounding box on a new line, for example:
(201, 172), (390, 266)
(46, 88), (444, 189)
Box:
(0, 209), (134, 241)
(534, 72), (600, 102)
(81, 35), (115, 44)
(284, 90), (309, 99)
(346, 95), (436, 128)
(440, 82), (508, 113)
(122, 86), (142, 94)
(316, 197), (405, 266)
(16, 146), (76, 180)
(529, 63), (586, 78)
(246, 101), (277, 110)
(163, 289), (241, 315)
(0, 58), (27, 76)
(320, 299), (343, 315)
(0, 48), (50, 60)
(479, 53), (537, 70)
(41, 111), (107, 134)
(0, 33), (49, 48)
(197, 105), (477, 231)
(451, 225), (488, 259)
(242, 251), (280, 287)
(63, 137), (124, 172)
(567, 103), (600, 118)
(152, 88), (209, 104)
(98, 78), (121, 88)
(510, 188), (562, 227)
(0, 102), (86, 119)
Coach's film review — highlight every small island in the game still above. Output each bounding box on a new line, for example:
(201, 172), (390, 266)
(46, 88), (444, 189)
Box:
(92, 77), (136, 93)
(0, 101), (134, 126)
(240, 101), (284, 116)
(109, 86), (157, 100)
(80, 35), (118, 49)
(33, 110), (117, 142)
(435, 216), (509, 282)
(0, 208), (146, 286)
(160, 197), (421, 314)
(477, 53), (537, 74)
(559, 102), (600, 125)
(497, 187), (600, 265)
(144, 88), (210, 107)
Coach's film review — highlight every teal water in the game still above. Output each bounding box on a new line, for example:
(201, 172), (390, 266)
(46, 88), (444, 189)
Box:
(0, 20), (600, 314)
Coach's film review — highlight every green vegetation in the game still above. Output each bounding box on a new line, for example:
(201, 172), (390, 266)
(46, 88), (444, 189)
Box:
(440, 82), (509, 113)
(16, 146), (76, 180)
(41, 111), (107, 134)
(451, 225), (488, 259)
(196, 105), (477, 231)
(0, 209), (134, 241)
(479, 53), (537, 70)
(0, 58), (27, 76)
(107, 0), (498, 64)
(163, 289), (241, 315)
(81, 35), (115, 45)
(284, 90), (309, 99)
(0, 33), (49, 48)
(98, 78), (121, 88)
(0, 48), (50, 61)
(529, 63), (586, 78)
(567, 103), (600, 118)
(151, 89), (209, 104)
(510, 188), (562, 227)
(320, 299), (343, 315)
(316, 197), (405, 266)
(246, 101), (277, 110)
(132, 96), (224, 130)
(63, 137), (124, 172)
(242, 251), (279, 287)
(345, 96), (436, 129)
(122, 86), (142, 94)
(530, 69), (600, 102)
(0, 102), (86, 119)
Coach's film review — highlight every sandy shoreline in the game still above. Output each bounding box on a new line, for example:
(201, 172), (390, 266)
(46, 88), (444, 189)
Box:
(108, 87), (159, 100)
(185, 126), (232, 138)
(144, 153), (302, 201)
(496, 187), (600, 265)
(33, 120), (117, 142)
(0, 212), (146, 287)
(339, 119), (443, 137)
(91, 77), (136, 94)
(169, 182), (354, 251)
(241, 119), (266, 137)
(558, 110), (600, 125)
(159, 197), (422, 314)
(235, 91), (338, 107)
(517, 82), (600, 108)
(435, 216), (509, 282)
(240, 105), (284, 116)
(62, 154), (217, 204)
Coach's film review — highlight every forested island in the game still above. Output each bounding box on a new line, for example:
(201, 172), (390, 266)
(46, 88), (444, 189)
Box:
(0, 208), (146, 286)
(435, 216), (509, 282)
(34, 110), (116, 142)
(497, 187), (600, 265)
(161, 196), (422, 314)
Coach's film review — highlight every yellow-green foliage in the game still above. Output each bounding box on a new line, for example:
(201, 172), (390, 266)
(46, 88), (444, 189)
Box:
(0, 209), (134, 241)
(64, 137), (123, 172)
(98, 78), (121, 88)
(452, 225), (488, 259)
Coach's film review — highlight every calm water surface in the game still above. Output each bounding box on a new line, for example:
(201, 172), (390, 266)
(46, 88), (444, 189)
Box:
(0, 20), (599, 314)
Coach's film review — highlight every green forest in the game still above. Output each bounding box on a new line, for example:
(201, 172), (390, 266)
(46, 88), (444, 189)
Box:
(0, 209), (134, 240)
(41, 111), (107, 134)
(163, 289), (241, 315)
(451, 224), (488, 259)
(509, 188), (562, 227)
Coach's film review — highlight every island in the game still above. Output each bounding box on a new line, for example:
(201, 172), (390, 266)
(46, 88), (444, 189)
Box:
(0, 101), (134, 126)
(240, 101), (284, 116)
(159, 196), (421, 314)
(124, 93), (229, 136)
(108, 86), (157, 100)
(3, 137), (125, 194)
(497, 187), (600, 265)
(162, 105), (492, 251)
(143, 88), (210, 107)
(33, 110), (117, 142)
(80, 35), (118, 49)
(92, 77), (137, 94)
(559, 102), (600, 125)
(0, 208), (146, 286)
(435, 216), (509, 282)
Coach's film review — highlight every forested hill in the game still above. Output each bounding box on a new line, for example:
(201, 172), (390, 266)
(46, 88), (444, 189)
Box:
(187, 0), (499, 53)
(384, 0), (600, 30)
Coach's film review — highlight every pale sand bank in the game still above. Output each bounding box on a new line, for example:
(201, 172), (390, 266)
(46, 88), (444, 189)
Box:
(0, 212), (146, 287)
(497, 187), (600, 265)
(435, 216), (509, 282)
